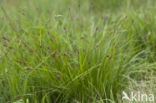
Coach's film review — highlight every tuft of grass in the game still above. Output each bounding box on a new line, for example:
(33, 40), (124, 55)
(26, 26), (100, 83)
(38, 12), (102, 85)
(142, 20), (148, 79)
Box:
(0, 0), (156, 103)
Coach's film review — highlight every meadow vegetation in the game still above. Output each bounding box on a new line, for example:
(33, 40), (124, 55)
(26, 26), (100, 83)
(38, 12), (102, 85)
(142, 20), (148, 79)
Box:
(0, 0), (156, 103)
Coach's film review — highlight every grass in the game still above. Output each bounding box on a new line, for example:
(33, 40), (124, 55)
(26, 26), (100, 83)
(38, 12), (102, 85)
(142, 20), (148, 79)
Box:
(0, 0), (156, 103)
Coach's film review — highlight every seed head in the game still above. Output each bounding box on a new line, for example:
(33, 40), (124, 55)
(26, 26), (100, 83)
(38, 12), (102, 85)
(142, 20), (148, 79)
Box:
(16, 60), (22, 64)
(131, 19), (134, 24)
(14, 95), (21, 100)
(64, 27), (67, 31)
(81, 78), (85, 81)
(77, 51), (80, 55)
(29, 48), (34, 53)
(96, 44), (99, 48)
(40, 45), (44, 48)
(78, 4), (80, 9)
(50, 38), (53, 41)
(115, 45), (118, 48)
(63, 52), (67, 56)
(103, 15), (109, 20)
(56, 71), (61, 75)
(144, 35), (148, 40)
(23, 42), (28, 47)
(64, 52), (72, 56)
(67, 52), (72, 56)
(80, 36), (84, 40)
(47, 46), (50, 49)
(3, 43), (7, 47)
(96, 27), (98, 32)
(17, 60), (26, 65)
(106, 54), (111, 59)
(50, 36), (55, 42)
(83, 49), (85, 52)
(42, 62), (46, 65)
(88, 61), (91, 65)
(51, 50), (57, 57)
(68, 8), (71, 11)
(25, 67), (32, 70)
(23, 62), (27, 66)
(2, 35), (10, 42)
(9, 46), (13, 49)
(75, 64), (79, 67)
(56, 75), (60, 79)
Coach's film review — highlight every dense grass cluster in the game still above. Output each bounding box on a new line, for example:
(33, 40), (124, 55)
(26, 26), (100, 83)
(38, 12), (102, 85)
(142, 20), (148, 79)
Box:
(0, 0), (156, 103)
